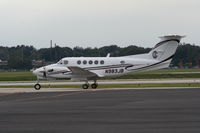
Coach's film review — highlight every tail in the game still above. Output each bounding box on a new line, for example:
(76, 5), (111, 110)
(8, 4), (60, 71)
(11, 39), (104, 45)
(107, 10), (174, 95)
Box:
(124, 35), (185, 71)
(148, 35), (185, 62)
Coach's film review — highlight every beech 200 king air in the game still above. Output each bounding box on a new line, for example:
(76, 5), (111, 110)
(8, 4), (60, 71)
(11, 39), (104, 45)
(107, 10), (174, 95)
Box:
(33, 35), (184, 90)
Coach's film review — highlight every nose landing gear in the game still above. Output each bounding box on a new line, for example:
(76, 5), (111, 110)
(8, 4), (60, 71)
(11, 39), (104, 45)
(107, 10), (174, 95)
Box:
(34, 83), (41, 90)
(34, 79), (41, 90)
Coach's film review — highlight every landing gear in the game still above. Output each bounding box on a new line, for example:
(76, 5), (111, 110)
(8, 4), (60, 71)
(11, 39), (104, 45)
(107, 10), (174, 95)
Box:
(91, 83), (98, 89)
(34, 78), (42, 90)
(82, 80), (98, 89)
(91, 80), (98, 89)
(34, 83), (41, 90)
(82, 84), (89, 89)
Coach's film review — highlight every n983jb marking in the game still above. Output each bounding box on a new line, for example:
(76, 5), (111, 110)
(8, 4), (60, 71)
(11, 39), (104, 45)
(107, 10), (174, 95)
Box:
(33, 35), (185, 90)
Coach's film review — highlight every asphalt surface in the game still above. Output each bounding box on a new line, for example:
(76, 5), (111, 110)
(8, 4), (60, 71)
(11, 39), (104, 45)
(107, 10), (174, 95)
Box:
(0, 88), (200, 133)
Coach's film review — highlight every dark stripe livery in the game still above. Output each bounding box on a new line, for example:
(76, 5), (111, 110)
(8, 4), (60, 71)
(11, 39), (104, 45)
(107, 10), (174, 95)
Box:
(84, 64), (132, 70)
(126, 54), (175, 71)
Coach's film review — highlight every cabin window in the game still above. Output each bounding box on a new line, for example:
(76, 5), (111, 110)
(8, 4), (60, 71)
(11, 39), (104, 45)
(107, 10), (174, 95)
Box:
(100, 60), (104, 64)
(120, 61), (125, 64)
(77, 60), (81, 65)
(89, 60), (93, 64)
(94, 60), (98, 64)
(64, 60), (68, 65)
(83, 60), (87, 64)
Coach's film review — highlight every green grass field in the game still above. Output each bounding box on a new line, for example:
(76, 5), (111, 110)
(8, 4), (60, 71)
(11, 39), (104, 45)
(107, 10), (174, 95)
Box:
(0, 68), (199, 81)
(0, 71), (36, 81)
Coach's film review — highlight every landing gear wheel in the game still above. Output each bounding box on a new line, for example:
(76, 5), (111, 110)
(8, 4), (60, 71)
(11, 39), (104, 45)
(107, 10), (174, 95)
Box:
(91, 83), (98, 89)
(82, 84), (89, 89)
(34, 83), (41, 90)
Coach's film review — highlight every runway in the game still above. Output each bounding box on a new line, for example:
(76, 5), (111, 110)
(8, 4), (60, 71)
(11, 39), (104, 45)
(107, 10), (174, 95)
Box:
(0, 88), (200, 133)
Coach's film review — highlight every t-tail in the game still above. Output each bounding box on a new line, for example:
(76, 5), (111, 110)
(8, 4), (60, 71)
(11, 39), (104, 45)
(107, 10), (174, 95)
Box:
(125, 35), (185, 71)
(145, 35), (185, 70)
(148, 35), (185, 62)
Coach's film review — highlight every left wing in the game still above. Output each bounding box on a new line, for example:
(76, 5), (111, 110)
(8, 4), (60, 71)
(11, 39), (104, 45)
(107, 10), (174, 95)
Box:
(68, 66), (99, 79)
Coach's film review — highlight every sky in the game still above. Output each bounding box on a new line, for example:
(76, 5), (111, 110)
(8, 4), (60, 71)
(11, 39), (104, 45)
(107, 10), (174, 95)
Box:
(0, 0), (199, 49)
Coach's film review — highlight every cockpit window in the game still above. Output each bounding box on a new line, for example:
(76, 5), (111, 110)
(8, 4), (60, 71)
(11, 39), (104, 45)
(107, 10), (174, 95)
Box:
(57, 60), (63, 65)
(120, 61), (125, 64)
(64, 60), (68, 65)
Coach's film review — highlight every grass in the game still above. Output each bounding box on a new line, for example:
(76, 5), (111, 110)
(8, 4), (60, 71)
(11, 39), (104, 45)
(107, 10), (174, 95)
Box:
(0, 72), (36, 81)
(0, 68), (199, 81)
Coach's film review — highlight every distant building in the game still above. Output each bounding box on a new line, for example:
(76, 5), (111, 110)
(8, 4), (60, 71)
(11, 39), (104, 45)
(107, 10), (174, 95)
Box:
(32, 60), (55, 68)
(0, 60), (8, 66)
(32, 60), (45, 68)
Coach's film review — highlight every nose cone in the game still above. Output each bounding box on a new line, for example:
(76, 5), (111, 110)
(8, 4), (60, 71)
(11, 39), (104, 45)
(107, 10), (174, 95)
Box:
(33, 67), (44, 76)
(33, 68), (39, 76)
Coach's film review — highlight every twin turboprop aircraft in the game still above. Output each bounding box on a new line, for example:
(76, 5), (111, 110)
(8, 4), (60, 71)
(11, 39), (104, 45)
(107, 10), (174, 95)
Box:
(33, 35), (184, 90)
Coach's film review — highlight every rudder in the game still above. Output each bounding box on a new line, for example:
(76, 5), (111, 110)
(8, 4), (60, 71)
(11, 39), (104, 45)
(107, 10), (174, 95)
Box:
(148, 35), (185, 62)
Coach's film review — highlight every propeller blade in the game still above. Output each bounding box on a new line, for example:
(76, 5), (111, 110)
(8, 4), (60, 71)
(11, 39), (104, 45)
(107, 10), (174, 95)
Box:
(43, 71), (47, 78)
(43, 67), (47, 78)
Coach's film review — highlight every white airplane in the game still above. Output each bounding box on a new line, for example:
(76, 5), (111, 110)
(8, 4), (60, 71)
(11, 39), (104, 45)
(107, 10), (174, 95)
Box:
(33, 35), (184, 90)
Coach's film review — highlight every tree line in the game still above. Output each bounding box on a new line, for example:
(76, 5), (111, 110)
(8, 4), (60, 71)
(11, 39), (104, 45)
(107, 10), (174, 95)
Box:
(0, 43), (199, 70)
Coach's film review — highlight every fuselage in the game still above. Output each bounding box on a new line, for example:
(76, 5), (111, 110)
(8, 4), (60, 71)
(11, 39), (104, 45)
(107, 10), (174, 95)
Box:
(32, 35), (184, 90)
(33, 56), (161, 79)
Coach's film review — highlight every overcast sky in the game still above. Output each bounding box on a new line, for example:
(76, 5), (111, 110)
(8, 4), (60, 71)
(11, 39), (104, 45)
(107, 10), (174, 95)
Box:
(0, 0), (199, 48)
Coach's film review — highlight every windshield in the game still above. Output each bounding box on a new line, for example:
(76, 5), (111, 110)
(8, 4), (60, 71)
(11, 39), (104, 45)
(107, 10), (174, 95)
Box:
(57, 60), (63, 65)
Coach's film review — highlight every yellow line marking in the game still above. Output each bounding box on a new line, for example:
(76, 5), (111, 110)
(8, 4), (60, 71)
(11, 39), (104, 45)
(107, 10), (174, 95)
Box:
(0, 91), (85, 104)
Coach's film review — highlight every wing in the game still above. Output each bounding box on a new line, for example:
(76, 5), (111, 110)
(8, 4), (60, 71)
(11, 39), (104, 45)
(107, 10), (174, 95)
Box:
(68, 66), (99, 80)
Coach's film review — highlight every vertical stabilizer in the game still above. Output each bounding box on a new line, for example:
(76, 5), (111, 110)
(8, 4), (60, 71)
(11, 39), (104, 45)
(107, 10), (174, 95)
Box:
(148, 35), (185, 62)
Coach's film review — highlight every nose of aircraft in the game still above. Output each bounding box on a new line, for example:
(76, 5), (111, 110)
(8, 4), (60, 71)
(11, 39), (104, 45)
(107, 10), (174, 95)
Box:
(33, 64), (70, 77)
(33, 67), (44, 76)
(33, 68), (39, 75)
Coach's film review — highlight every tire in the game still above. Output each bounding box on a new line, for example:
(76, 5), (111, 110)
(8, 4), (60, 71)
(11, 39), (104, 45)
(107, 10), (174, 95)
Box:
(34, 83), (41, 90)
(91, 83), (98, 89)
(82, 84), (89, 89)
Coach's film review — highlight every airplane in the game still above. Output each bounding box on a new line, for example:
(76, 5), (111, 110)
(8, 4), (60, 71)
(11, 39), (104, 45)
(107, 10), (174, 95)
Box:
(33, 35), (184, 90)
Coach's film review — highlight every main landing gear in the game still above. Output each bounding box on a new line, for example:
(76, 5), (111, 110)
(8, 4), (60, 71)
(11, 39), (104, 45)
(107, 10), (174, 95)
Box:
(82, 84), (89, 89)
(82, 81), (98, 89)
(91, 83), (98, 89)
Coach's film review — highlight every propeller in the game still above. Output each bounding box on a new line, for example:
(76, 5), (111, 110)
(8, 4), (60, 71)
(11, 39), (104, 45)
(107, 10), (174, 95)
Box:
(38, 67), (54, 79)
(43, 67), (47, 78)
